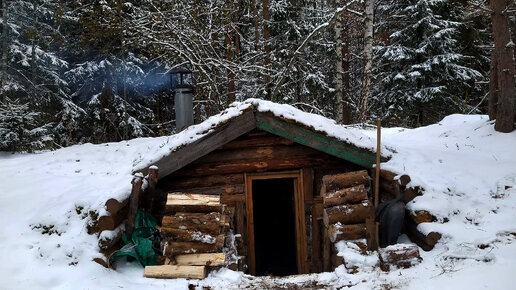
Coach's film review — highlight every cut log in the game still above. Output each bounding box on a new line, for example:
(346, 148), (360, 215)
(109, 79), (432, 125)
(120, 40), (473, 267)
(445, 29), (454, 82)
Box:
(323, 201), (373, 227)
(379, 244), (421, 272)
(410, 210), (436, 224)
(161, 213), (223, 236)
(174, 253), (225, 266)
(166, 193), (221, 213)
(105, 198), (129, 215)
(161, 228), (218, 244)
(328, 223), (367, 243)
(98, 226), (124, 251)
(380, 170), (411, 186)
(323, 184), (368, 207)
(404, 218), (441, 251)
(162, 235), (225, 256)
(144, 265), (206, 279)
(404, 187), (422, 203)
(321, 170), (369, 193)
(96, 204), (128, 233)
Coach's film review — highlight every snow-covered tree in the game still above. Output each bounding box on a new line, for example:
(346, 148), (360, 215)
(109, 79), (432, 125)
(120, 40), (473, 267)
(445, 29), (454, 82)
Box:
(373, 0), (484, 126)
(0, 97), (53, 152)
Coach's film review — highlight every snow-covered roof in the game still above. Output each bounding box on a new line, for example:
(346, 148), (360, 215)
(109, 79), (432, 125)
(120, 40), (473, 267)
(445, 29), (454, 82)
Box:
(132, 98), (391, 177)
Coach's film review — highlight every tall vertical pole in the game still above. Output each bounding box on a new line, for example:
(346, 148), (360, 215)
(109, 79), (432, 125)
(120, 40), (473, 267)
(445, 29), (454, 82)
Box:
(375, 120), (381, 207)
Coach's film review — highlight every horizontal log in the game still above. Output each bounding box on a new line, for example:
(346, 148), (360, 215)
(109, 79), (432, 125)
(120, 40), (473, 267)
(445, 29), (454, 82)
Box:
(380, 170), (411, 186)
(161, 213), (223, 235)
(404, 187), (422, 203)
(328, 223), (367, 243)
(168, 184), (244, 196)
(173, 155), (334, 177)
(166, 193), (221, 213)
(220, 134), (295, 149)
(98, 227), (124, 251)
(194, 144), (321, 165)
(96, 205), (128, 233)
(105, 198), (129, 214)
(323, 202), (373, 227)
(404, 218), (441, 251)
(410, 210), (437, 224)
(174, 253), (225, 266)
(160, 173), (245, 189)
(163, 235), (225, 256)
(379, 244), (420, 263)
(323, 184), (368, 207)
(144, 265), (206, 279)
(160, 228), (219, 244)
(321, 170), (370, 193)
(220, 194), (246, 204)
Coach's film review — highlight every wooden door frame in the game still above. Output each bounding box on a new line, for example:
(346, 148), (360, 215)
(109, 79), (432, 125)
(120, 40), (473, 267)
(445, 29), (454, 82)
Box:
(245, 170), (308, 275)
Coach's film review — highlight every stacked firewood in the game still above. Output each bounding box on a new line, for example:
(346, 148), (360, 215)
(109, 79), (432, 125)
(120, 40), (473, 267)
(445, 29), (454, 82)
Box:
(320, 170), (373, 270)
(144, 193), (228, 279)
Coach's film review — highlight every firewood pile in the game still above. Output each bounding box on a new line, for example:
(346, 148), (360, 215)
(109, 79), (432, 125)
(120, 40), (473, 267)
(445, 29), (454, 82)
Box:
(144, 193), (228, 279)
(320, 170), (373, 269)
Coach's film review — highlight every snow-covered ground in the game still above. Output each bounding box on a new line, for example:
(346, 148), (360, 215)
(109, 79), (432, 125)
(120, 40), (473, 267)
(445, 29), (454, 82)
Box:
(0, 102), (515, 289)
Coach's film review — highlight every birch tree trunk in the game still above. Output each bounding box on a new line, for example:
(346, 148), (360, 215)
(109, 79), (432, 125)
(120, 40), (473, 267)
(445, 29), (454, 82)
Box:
(358, 0), (374, 123)
(490, 0), (515, 132)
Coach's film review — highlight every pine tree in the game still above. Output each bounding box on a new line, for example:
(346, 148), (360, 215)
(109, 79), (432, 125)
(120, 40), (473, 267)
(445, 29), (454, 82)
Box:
(0, 97), (53, 152)
(373, 0), (483, 126)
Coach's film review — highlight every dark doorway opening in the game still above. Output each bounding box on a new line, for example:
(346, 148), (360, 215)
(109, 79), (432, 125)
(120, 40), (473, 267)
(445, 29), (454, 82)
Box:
(252, 178), (298, 276)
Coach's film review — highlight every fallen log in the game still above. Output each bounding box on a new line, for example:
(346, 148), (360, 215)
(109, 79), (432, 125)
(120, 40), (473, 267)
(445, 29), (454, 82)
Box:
(162, 235), (225, 256)
(166, 193), (221, 213)
(161, 213), (223, 236)
(174, 253), (225, 266)
(328, 223), (367, 243)
(323, 202), (373, 227)
(105, 198), (129, 215)
(323, 184), (368, 207)
(144, 265), (206, 279)
(321, 170), (369, 193)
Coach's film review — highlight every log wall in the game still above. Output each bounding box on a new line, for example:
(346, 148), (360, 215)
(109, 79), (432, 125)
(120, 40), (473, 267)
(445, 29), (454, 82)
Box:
(154, 129), (362, 273)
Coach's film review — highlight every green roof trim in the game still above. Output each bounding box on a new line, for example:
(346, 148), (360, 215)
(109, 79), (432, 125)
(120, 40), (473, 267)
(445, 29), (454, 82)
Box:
(256, 112), (384, 168)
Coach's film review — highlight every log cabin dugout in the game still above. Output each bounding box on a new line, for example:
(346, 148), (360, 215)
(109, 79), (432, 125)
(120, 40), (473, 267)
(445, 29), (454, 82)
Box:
(141, 109), (385, 275)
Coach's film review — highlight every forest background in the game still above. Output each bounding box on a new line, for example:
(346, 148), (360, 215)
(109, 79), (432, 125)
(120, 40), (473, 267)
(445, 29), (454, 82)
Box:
(0, 0), (514, 151)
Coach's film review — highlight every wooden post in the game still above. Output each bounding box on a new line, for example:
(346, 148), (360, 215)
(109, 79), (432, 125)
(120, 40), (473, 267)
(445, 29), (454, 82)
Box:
(145, 166), (159, 212)
(370, 120), (382, 250)
(125, 173), (143, 239)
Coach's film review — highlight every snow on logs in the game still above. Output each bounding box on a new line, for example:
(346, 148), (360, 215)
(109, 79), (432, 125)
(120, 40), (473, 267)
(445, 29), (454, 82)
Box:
(321, 171), (372, 244)
(148, 192), (228, 279)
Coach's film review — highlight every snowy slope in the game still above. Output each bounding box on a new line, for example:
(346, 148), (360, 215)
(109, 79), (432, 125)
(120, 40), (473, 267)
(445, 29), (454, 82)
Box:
(0, 108), (515, 290)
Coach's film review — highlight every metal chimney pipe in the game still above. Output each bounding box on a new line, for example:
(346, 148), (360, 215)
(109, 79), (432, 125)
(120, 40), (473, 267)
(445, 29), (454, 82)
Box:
(170, 68), (195, 131)
(175, 88), (194, 131)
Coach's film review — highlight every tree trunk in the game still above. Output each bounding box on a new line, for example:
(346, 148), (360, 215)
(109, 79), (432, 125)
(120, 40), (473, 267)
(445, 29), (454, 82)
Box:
(225, 0), (236, 104)
(490, 0), (516, 132)
(252, 0), (259, 51)
(358, 0), (374, 123)
(334, 0), (344, 123)
(263, 0), (271, 94)
(1, 0), (8, 93)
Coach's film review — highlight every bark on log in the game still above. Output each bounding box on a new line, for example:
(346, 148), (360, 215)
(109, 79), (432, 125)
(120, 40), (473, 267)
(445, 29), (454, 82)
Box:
(328, 223), (367, 243)
(162, 235), (225, 256)
(144, 265), (206, 279)
(144, 166), (159, 211)
(404, 218), (441, 251)
(380, 170), (411, 186)
(404, 187), (422, 203)
(161, 213), (223, 236)
(220, 194), (246, 204)
(96, 205), (128, 233)
(125, 175), (143, 238)
(174, 253), (225, 266)
(166, 193), (221, 213)
(323, 201), (373, 227)
(323, 184), (368, 207)
(98, 227), (124, 251)
(321, 170), (369, 193)
(410, 210), (436, 224)
(379, 244), (420, 264)
(105, 198), (129, 215)
(171, 184), (244, 196)
(161, 173), (244, 189)
(160, 228), (219, 244)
